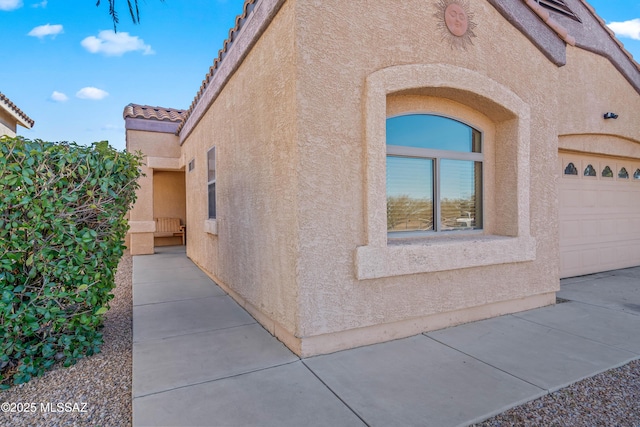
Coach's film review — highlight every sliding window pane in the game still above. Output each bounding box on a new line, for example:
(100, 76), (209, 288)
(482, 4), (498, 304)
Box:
(386, 156), (434, 232)
(440, 159), (482, 231)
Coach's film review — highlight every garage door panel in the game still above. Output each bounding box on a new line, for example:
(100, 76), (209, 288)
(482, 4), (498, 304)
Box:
(560, 239), (640, 278)
(601, 219), (617, 236)
(559, 153), (640, 278)
(560, 215), (640, 245)
(559, 187), (581, 208)
(582, 189), (597, 207)
(561, 225), (640, 247)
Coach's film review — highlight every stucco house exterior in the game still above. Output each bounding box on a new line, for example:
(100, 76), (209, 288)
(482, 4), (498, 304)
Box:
(125, 0), (640, 357)
(0, 92), (34, 137)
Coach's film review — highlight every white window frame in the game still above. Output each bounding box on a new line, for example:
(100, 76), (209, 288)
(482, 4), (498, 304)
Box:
(386, 114), (484, 236)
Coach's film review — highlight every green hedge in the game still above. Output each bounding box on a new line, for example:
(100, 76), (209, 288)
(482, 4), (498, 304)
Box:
(0, 136), (142, 388)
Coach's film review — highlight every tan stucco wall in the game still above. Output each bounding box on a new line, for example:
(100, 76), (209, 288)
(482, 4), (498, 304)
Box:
(126, 129), (183, 254)
(177, 0), (639, 356)
(181, 0), (300, 337)
(153, 171), (186, 246)
(558, 45), (640, 157)
(290, 0), (559, 354)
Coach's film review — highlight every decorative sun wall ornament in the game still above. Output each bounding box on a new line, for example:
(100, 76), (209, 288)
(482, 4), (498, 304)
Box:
(434, 0), (477, 50)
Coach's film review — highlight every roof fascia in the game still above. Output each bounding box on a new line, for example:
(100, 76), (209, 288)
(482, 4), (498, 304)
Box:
(179, 0), (287, 144)
(125, 117), (181, 134)
(487, 0), (567, 66)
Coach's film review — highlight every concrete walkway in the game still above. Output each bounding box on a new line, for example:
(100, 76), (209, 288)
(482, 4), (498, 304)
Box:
(132, 246), (640, 427)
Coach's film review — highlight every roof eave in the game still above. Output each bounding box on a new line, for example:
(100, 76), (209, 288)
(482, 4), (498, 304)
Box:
(177, 0), (287, 142)
(0, 97), (34, 129)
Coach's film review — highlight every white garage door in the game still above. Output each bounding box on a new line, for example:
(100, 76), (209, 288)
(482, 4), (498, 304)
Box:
(559, 152), (640, 278)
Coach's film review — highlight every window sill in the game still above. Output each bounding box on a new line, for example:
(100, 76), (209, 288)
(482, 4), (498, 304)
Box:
(204, 219), (218, 236)
(355, 235), (536, 280)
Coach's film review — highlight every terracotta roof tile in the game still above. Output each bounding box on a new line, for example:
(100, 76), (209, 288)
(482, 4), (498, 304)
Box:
(0, 92), (34, 129)
(177, 0), (258, 134)
(123, 103), (187, 122)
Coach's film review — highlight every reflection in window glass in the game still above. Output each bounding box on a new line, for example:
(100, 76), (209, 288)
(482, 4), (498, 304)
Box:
(207, 147), (216, 219)
(386, 114), (482, 235)
(564, 162), (578, 175)
(386, 156), (434, 232)
(619, 168), (629, 179)
(602, 166), (613, 178)
(440, 160), (482, 230)
(386, 115), (481, 153)
(208, 183), (216, 219)
(584, 164), (596, 177)
(634, 169), (640, 180)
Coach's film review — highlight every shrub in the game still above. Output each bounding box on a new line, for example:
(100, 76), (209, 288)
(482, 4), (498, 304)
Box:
(0, 136), (142, 388)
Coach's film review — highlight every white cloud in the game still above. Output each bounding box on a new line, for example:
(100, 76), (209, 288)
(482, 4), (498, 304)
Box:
(608, 18), (640, 41)
(76, 87), (109, 100)
(81, 30), (154, 56)
(31, 0), (47, 8)
(28, 23), (63, 39)
(50, 91), (68, 102)
(0, 0), (22, 11)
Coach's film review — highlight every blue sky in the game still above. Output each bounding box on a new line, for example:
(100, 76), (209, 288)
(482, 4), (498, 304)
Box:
(1, 0), (244, 150)
(1, 0), (639, 151)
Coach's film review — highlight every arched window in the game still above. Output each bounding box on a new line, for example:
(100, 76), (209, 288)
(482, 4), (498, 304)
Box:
(619, 168), (629, 179)
(584, 164), (596, 177)
(601, 166), (613, 178)
(386, 114), (482, 234)
(564, 163), (578, 175)
(634, 169), (640, 180)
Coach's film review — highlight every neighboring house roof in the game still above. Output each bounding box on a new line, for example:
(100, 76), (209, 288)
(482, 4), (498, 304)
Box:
(0, 92), (34, 129)
(123, 104), (187, 123)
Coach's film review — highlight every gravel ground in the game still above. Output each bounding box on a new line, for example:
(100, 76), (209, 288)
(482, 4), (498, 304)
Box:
(473, 359), (640, 427)
(0, 252), (132, 427)
(2, 252), (639, 427)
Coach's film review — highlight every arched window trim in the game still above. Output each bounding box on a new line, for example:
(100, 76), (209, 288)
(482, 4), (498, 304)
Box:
(357, 63), (535, 280)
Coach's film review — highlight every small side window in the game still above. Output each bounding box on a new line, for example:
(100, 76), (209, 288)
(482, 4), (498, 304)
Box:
(601, 166), (613, 178)
(207, 147), (216, 219)
(564, 162), (578, 175)
(619, 168), (629, 179)
(188, 159), (195, 172)
(634, 169), (640, 180)
(583, 164), (596, 177)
